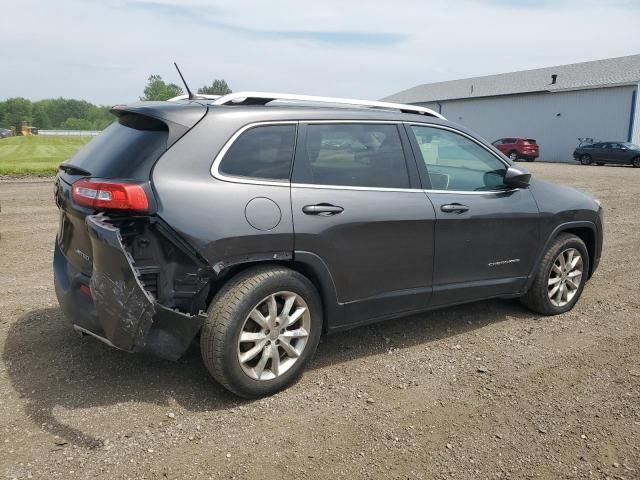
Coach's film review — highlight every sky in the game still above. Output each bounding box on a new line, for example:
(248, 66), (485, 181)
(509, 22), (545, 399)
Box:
(1, 0), (639, 105)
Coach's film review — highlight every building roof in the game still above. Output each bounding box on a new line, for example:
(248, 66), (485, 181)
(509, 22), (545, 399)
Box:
(382, 54), (640, 104)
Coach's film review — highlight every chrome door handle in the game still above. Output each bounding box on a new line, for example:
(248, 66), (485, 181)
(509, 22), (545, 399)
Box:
(440, 203), (469, 213)
(302, 204), (344, 215)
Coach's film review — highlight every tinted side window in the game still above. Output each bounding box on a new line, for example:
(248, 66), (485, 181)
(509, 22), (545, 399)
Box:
(298, 124), (410, 188)
(219, 124), (296, 180)
(410, 125), (508, 191)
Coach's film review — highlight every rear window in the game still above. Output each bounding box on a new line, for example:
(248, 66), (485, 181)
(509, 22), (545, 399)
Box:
(524, 139), (537, 144)
(67, 114), (168, 179)
(219, 124), (296, 181)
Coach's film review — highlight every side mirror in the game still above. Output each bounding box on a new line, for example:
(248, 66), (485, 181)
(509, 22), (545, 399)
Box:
(504, 165), (531, 188)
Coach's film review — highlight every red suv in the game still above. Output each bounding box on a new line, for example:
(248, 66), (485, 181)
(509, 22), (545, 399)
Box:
(492, 138), (539, 162)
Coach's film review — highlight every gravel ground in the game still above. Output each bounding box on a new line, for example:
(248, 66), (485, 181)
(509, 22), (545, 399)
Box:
(1, 162), (639, 480)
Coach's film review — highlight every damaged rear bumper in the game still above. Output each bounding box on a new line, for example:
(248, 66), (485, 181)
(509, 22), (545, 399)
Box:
(54, 214), (206, 360)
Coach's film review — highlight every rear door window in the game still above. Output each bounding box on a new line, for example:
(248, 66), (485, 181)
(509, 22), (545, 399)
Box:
(294, 123), (410, 189)
(218, 124), (296, 181)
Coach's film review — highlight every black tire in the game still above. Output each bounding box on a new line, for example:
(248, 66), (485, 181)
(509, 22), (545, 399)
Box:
(508, 151), (518, 161)
(201, 266), (322, 398)
(580, 154), (592, 166)
(632, 157), (640, 168)
(526, 158), (535, 162)
(520, 233), (589, 315)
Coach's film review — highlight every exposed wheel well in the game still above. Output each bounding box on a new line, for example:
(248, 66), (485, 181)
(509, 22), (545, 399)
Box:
(207, 260), (332, 333)
(559, 227), (596, 278)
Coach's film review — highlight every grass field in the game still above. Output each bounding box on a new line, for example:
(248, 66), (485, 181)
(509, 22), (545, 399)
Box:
(0, 136), (92, 176)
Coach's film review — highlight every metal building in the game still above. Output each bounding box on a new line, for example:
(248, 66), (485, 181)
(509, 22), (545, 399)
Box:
(382, 55), (640, 162)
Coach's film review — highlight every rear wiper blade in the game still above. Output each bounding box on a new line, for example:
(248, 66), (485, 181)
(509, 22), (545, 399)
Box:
(58, 163), (91, 176)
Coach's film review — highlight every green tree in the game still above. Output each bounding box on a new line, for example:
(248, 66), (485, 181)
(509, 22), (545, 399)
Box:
(32, 104), (53, 129)
(0, 97), (114, 131)
(1, 97), (33, 130)
(197, 79), (232, 96)
(61, 117), (93, 130)
(140, 74), (183, 101)
(86, 104), (114, 130)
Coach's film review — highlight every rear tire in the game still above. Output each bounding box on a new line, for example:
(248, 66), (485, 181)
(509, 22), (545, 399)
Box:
(580, 154), (592, 166)
(201, 266), (322, 398)
(521, 233), (589, 315)
(632, 157), (640, 168)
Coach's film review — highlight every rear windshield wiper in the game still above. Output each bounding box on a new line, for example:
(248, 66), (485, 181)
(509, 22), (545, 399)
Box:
(58, 163), (91, 176)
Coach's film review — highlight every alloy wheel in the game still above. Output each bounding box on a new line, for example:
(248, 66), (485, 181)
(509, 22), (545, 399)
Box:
(237, 291), (311, 381)
(548, 248), (584, 307)
(509, 152), (518, 161)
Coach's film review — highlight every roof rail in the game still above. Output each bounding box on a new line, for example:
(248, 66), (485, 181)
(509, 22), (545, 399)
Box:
(210, 91), (446, 119)
(167, 94), (221, 102)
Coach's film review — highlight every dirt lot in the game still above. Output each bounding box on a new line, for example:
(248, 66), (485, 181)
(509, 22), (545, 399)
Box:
(1, 163), (639, 480)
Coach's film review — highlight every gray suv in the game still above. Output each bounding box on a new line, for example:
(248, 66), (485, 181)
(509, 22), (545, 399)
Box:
(54, 92), (603, 397)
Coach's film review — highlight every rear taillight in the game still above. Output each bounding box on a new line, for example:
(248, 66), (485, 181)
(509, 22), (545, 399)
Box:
(72, 179), (149, 212)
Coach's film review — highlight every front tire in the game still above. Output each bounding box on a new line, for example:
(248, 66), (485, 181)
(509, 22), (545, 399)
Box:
(580, 154), (592, 165)
(201, 266), (322, 398)
(508, 151), (518, 161)
(521, 233), (589, 315)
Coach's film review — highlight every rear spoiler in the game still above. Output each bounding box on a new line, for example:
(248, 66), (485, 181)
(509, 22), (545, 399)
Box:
(111, 102), (207, 147)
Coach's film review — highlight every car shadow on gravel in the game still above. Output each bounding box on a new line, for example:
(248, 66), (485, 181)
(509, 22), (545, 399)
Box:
(3, 308), (239, 449)
(4, 299), (532, 448)
(312, 297), (532, 369)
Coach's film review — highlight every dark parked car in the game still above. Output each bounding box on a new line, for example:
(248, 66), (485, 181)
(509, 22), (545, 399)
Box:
(492, 138), (539, 162)
(0, 128), (12, 138)
(573, 142), (640, 167)
(54, 92), (603, 397)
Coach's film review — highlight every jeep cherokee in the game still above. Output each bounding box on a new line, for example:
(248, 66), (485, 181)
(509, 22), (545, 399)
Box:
(53, 92), (603, 398)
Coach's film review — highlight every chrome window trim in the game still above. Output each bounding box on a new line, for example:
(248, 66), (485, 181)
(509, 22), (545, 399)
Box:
(211, 121), (297, 187)
(211, 120), (513, 195)
(423, 188), (519, 195)
(291, 183), (421, 193)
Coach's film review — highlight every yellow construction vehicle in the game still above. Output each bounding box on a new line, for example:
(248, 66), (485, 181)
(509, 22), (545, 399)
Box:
(19, 121), (38, 136)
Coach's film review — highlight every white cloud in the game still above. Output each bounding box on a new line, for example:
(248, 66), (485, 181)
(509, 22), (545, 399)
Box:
(0, 0), (638, 104)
